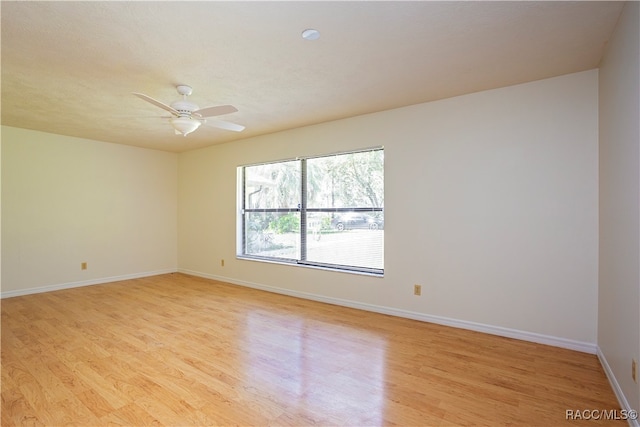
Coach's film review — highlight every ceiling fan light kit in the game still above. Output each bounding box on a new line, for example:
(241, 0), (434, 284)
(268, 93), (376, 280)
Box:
(171, 116), (202, 136)
(133, 85), (244, 137)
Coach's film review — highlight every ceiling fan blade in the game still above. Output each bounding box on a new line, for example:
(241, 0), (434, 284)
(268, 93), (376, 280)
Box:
(194, 105), (238, 118)
(133, 93), (179, 116)
(211, 120), (245, 132)
(205, 118), (245, 132)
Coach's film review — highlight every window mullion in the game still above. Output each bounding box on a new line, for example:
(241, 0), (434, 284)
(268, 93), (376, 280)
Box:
(300, 159), (307, 261)
(241, 167), (247, 255)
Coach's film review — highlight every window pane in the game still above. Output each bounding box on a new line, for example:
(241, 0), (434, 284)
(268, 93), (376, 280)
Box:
(240, 148), (384, 275)
(307, 150), (384, 209)
(245, 161), (300, 209)
(245, 212), (300, 260)
(306, 211), (384, 270)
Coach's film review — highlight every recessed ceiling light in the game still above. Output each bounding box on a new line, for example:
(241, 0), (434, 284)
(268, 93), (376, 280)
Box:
(301, 29), (320, 41)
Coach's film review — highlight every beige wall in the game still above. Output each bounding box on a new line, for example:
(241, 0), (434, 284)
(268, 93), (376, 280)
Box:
(598, 1), (640, 414)
(1, 127), (178, 294)
(178, 70), (599, 346)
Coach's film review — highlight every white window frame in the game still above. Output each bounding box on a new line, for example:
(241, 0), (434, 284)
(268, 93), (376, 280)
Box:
(236, 148), (384, 276)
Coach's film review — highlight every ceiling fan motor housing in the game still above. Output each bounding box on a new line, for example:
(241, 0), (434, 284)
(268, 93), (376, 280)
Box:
(171, 99), (200, 116)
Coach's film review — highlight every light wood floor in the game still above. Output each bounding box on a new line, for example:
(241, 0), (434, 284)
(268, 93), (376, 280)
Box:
(2, 273), (623, 426)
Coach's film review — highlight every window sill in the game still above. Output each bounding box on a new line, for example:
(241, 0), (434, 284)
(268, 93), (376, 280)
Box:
(236, 255), (384, 278)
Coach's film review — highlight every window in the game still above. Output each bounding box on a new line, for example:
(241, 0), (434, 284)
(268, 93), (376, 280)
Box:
(238, 148), (384, 275)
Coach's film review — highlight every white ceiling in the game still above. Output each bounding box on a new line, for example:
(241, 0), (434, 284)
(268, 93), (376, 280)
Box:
(1, 1), (624, 153)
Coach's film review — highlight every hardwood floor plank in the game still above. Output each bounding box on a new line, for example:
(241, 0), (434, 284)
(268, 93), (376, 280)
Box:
(1, 273), (624, 426)
(1, 386), (44, 427)
(99, 402), (160, 426)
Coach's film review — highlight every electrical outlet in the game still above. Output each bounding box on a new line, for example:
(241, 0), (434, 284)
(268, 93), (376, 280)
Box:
(81, 262), (87, 270)
(632, 359), (637, 383)
(414, 284), (422, 296)
(221, 259), (225, 267)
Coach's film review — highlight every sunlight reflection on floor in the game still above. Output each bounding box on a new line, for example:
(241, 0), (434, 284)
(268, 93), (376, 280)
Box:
(242, 309), (386, 425)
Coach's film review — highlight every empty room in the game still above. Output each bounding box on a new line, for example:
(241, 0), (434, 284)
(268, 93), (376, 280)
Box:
(2, 1), (639, 426)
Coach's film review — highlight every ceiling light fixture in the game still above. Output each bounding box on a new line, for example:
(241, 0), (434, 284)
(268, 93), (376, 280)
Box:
(171, 116), (201, 136)
(301, 29), (320, 41)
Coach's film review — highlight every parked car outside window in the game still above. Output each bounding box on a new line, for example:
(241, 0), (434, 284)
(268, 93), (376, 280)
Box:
(331, 212), (384, 231)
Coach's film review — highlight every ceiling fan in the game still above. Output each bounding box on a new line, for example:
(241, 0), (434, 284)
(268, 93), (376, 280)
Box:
(133, 85), (245, 136)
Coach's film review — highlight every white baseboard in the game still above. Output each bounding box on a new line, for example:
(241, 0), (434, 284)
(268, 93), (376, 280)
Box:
(178, 268), (597, 354)
(0, 268), (178, 299)
(597, 347), (640, 427)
